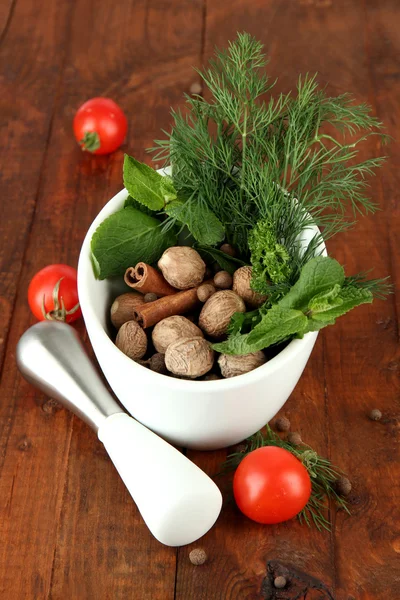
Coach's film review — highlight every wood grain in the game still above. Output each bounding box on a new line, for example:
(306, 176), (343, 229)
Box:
(0, 1), (203, 599)
(0, 0), (399, 599)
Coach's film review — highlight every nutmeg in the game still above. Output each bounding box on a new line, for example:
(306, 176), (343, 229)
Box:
(116, 321), (147, 360)
(218, 351), (266, 378)
(152, 315), (203, 353)
(233, 266), (267, 308)
(165, 336), (214, 378)
(158, 247), (206, 290)
(110, 292), (145, 330)
(198, 290), (246, 338)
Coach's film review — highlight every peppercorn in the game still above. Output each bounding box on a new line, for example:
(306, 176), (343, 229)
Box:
(189, 81), (202, 95)
(214, 271), (233, 290)
(275, 416), (291, 432)
(189, 548), (207, 565)
(149, 353), (168, 375)
(335, 476), (352, 496)
(274, 576), (287, 589)
(219, 243), (236, 257)
(287, 432), (302, 446)
(197, 283), (216, 302)
(368, 408), (382, 421)
(144, 292), (157, 303)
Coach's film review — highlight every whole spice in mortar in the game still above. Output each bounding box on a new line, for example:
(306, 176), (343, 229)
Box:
(116, 321), (147, 360)
(214, 271), (233, 290)
(152, 316), (203, 353)
(197, 283), (216, 302)
(218, 351), (266, 378)
(149, 353), (168, 375)
(110, 292), (145, 330)
(158, 247), (205, 290)
(233, 266), (267, 308)
(144, 292), (158, 303)
(124, 262), (176, 296)
(165, 337), (214, 378)
(199, 290), (245, 338)
(219, 243), (236, 257)
(133, 286), (201, 328)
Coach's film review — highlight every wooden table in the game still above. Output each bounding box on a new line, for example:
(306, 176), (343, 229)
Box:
(1, 1), (399, 598)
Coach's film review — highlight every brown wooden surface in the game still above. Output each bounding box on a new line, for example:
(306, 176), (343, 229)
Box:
(0, 1), (398, 598)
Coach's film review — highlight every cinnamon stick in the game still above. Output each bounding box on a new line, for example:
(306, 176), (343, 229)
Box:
(124, 263), (177, 296)
(133, 287), (200, 328)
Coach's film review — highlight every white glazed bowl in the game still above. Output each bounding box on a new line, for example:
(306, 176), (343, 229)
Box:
(78, 186), (322, 450)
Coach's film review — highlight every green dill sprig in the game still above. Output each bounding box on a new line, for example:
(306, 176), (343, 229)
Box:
(222, 425), (350, 531)
(151, 32), (387, 268)
(343, 273), (392, 300)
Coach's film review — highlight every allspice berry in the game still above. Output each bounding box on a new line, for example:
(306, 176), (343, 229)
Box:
(165, 337), (214, 379)
(199, 290), (246, 338)
(219, 243), (236, 257)
(144, 292), (157, 303)
(369, 408), (382, 421)
(149, 353), (168, 375)
(197, 283), (216, 302)
(158, 246), (205, 290)
(287, 432), (302, 446)
(233, 266), (267, 308)
(335, 476), (352, 496)
(218, 351), (266, 378)
(213, 270), (233, 290)
(189, 548), (207, 565)
(116, 321), (147, 360)
(274, 576), (287, 589)
(275, 416), (291, 432)
(152, 315), (203, 353)
(110, 292), (145, 330)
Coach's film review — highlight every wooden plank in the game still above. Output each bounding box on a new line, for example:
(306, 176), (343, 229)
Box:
(0, 1), (204, 599)
(176, 1), (342, 597)
(322, 1), (400, 598)
(177, 1), (400, 598)
(0, 0), (74, 372)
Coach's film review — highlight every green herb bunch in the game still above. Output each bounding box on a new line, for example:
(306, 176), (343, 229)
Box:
(222, 425), (350, 531)
(90, 32), (390, 354)
(152, 33), (386, 267)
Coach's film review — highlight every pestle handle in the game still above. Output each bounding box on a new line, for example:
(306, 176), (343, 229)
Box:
(16, 322), (222, 546)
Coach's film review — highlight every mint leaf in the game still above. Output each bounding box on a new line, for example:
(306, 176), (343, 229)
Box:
(279, 257), (345, 311)
(196, 245), (247, 275)
(124, 195), (156, 215)
(160, 176), (177, 204)
(123, 155), (167, 210)
(213, 305), (307, 355)
(311, 286), (373, 321)
(91, 206), (177, 279)
(166, 200), (225, 246)
(307, 283), (343, 313)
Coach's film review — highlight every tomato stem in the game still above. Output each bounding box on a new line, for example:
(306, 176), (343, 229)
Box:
(41, 278), (80, 322)
(80, 131), (101, 152)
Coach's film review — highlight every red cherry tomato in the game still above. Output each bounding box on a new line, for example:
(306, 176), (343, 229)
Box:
(233, 446), (311, 524)
(73, 98), (128, 155)
(28, 265), (81, 323)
